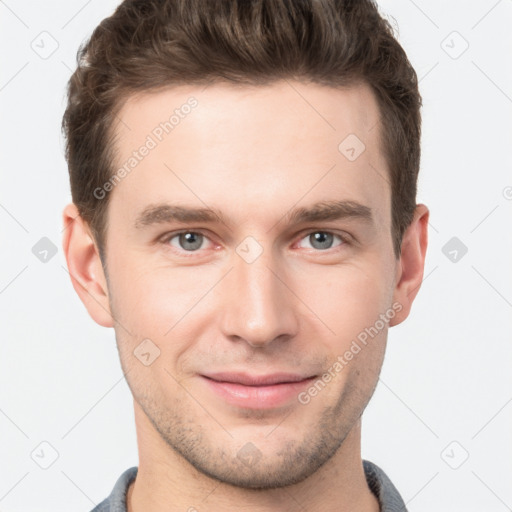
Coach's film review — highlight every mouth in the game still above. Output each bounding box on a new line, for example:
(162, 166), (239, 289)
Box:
(200, 372), (317, 409)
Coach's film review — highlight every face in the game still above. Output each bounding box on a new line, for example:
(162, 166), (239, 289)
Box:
(86, 81), (405, 488)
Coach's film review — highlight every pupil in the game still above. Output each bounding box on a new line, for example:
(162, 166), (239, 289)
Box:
(312, 232), (332, 250)
(181, 232), (202, 251)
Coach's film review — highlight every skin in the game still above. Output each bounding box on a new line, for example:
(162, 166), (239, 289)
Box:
(62, 80), (428, 512)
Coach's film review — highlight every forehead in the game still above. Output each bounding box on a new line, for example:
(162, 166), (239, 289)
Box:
(115, 80), (381, 152)
(108, 80), (390, 232)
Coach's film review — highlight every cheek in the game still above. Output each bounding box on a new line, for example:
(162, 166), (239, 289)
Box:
(109, 266), (203, 387)
(295, 259), (393, 344)
(107, 259), (214, 341)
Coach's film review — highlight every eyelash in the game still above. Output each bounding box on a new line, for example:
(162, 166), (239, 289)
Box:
(159, 229), (351, 257)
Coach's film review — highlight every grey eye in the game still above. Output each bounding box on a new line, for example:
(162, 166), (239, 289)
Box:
(171, 232), (205, 251)
(298, 232), (343, 251)
(310, 232), (333, 250)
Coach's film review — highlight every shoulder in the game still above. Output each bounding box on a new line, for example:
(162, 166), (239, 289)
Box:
(89, 467), (138, 512)
(363, 459), (408, 512)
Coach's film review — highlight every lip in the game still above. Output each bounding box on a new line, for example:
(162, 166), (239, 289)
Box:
(200, 372), (317, 409)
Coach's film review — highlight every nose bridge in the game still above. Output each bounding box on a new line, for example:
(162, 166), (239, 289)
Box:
(219, 241), (297, 347)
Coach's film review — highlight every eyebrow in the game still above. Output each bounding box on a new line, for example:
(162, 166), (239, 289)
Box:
(134, 199), (374, 230)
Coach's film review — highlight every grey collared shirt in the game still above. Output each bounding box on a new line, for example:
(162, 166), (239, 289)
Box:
(90, 459), (408, 511)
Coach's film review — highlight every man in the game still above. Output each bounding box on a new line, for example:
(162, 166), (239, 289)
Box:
(61, 0), (428, 510)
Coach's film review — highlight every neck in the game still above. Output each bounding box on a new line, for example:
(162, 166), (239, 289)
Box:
(127, 403), (380, 512)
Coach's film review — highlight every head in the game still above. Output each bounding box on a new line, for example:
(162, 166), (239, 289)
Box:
(62, 0), (428, 490)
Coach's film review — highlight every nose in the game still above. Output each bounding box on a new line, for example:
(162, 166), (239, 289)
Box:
(218, 245), (299, 348)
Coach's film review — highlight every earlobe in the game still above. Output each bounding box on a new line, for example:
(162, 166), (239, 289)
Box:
(61, 203), (115, 328)
(389, 204), (429, 327)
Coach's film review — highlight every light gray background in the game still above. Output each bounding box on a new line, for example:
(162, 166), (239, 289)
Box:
(1, 1), (511, 510)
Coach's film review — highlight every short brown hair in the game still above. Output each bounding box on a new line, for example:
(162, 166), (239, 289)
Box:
(62, 0), (421, 261)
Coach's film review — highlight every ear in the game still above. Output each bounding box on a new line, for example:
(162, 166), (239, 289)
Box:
(61, 203), (114, 328)
(389, 203), (429, 327)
